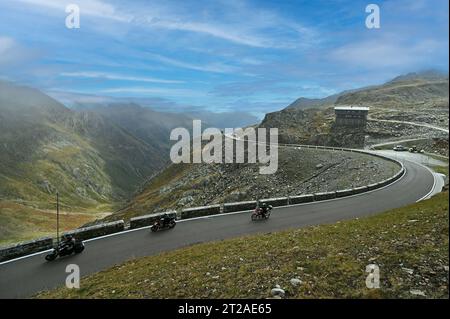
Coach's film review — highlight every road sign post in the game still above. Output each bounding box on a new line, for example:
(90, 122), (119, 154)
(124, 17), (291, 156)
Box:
(56, 192), (60, 246)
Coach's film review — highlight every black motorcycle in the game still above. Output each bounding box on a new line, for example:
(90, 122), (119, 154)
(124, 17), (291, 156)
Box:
(151, 216), (176, 232)
(251, 205), (273, 221)
(45, 238), (85, 261)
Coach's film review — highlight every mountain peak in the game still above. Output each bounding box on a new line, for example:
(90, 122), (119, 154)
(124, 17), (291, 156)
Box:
(389, 70), (449, 83)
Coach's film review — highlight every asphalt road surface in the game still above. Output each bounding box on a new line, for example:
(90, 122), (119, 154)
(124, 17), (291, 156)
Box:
(0, 159), (436, 298)
(368, 117), (449, 134)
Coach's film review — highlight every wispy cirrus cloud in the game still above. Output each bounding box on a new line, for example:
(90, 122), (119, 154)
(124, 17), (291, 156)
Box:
(100, 86), (206, 98)
(60, 71), (184, 84)
(16, 0), (132, 22)
(146, 53), (240, 74)
(146, 19), (274, 48)
(14, 0), (316, 49)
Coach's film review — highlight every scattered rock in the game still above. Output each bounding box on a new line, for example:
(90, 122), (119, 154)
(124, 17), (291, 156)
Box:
(177, 196), (194, 206)
(409, 290), (426, 297)
(271, 287), (285, 298)
(290, 278), (302, 287)
(402, 267), (414, 275)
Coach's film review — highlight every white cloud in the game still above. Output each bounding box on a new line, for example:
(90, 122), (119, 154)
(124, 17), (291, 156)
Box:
(17, 0), (132, 22)
(31, 0), (314, 48)
(330, 37), (444, 69)
(46, 90), (118, 106)
(100, 86), (205, 98)
(147, 19), (271, 48)
(11, 0), (319, 49)
(60, 71), (184, 84)
(146, 53), (239, 74)
(0, 36), (39, 68)
(139, 8), (317, 49)
(0, 37), (15, 54)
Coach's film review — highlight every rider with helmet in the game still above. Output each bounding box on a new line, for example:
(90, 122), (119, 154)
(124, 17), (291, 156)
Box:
(160, 212), (171, 226)
(60, 234), (76, 252)
(259, 203), (269, 218)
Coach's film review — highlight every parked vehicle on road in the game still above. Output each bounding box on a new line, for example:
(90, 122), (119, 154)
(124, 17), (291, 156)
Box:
(45, 235), (84, 261)
(151, 214), (176, 232)
(393, 145), (407, 151)
(409, 145), (425, 153)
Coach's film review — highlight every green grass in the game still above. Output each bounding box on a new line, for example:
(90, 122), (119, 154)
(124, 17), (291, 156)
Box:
(37, 191), (449, 299)
(431, 165), (449, 177)
(0, 201), (105, 247)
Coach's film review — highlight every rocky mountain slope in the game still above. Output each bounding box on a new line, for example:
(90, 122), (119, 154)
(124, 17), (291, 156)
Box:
(260, 71), (449, 148)
(108, 144), (399, 221)
(336, 71), (448, 110)
(72, 103), (195, 151)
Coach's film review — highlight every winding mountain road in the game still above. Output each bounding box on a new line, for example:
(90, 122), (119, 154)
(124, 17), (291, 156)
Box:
(368, 117), (449, 134)
(0, 156), (437, 298)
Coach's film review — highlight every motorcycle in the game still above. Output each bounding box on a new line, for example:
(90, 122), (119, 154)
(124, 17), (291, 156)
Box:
(45, 238), (85, 261)
(251, 205), (272, 221)
(151, 216), (176, 232)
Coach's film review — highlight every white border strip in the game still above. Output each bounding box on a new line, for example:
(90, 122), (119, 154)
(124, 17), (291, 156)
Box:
(415, 162), (439, 202)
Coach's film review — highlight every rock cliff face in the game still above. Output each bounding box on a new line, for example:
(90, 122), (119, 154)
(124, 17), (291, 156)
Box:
(108, 146), (399, 221)
(259, 107), (366, 148)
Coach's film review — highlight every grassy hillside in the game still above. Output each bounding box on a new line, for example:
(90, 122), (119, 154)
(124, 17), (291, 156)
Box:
(0, 81), (177, 243)
(37, 191), (449, 299)
(0, 81), (170, 210)
(0, 201), (100, 246)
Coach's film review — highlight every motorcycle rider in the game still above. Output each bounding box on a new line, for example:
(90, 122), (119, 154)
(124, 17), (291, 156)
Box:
(259, 203), (273, 218)
(259, 203), (268, 218)
(60, 234), (75, 252)
(159, 213), (171, 227)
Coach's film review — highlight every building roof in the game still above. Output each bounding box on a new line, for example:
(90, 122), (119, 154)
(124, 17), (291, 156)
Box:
(334, 106), (370, 111)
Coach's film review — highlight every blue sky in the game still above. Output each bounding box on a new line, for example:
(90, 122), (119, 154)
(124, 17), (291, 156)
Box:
(0, 0), (448, 118)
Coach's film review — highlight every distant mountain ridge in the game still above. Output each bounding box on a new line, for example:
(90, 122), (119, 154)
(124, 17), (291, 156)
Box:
(285, 70), (448, 111)
(0, 81), (189, 211)
(260, 70), (449, 148)
(388, 70), (448, 83)
(336, 70), (449, 108)
(285, 95), (339, 110)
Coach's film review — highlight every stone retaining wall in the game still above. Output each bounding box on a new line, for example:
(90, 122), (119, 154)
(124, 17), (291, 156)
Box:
(223, 201), (257, 213)
(130, 212), (177, 229)
(62, 220), (125, 241)
(180, 204), (221, 219)
(0, 237), (53, 262)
